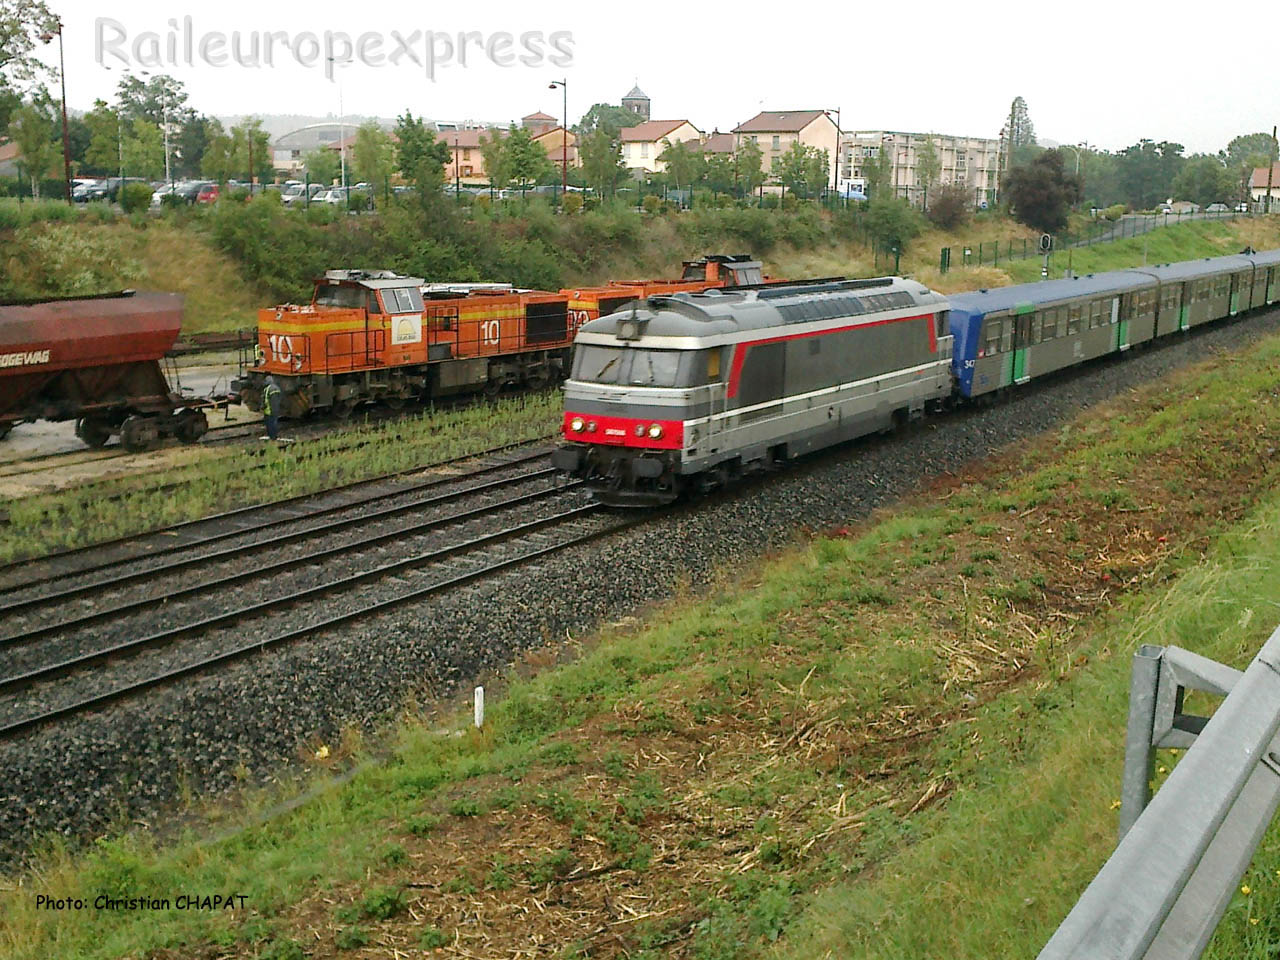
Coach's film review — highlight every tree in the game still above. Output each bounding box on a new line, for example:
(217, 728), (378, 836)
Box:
(230, 117), (271, 183)
(1170, 155), (1237, 208)
(861, 144), (894, 200)
(999, 96), (1038, 197)
(0, 0), (54, 123)
(121, 116), (164, 179)
(775, 141), (828, 198)
(174, 113), (217, 178)
(504, 125), (554, 197)
(573, 103), (640, 139)
(926, 183), (971, 230)
(353, 121), (394, 193)
(915, 134), (942, 209)
(658, 139), (702, 190)
(303, 146), (339, 186)
(1226, 132), (1278, 171)
(1223, 132), (1277, 204)
(478, 129), (509, 192)
(865, 197), (923, 251)
(9, 96), (57, 194)
(704, 153), (736, 195)
(579, 128), (623, 195)
(115, 73), (187, 126)
(1116, 139), (1185, 209)
(1005, 150), (1081, 233)
(82, 99), (122, 176)
(393, 110), (451, 196)
(201, 124), (235, 183)
(735, 138), (765, 196)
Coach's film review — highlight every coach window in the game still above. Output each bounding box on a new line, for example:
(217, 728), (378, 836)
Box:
(1067, 304), (1082, 335)
(1041, 308), (1057, 340)
(1000, 318), (1014, 353)
(982, 319), (1002, 356)
(1031, 314), (1043, 343)
(367, 291), (381, 314)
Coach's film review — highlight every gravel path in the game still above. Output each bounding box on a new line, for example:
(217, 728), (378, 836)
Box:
(2, 309), (1277, 868)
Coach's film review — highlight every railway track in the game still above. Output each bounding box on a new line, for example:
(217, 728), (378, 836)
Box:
(0, 459), (640, 742)
(0, 439), (557, 592)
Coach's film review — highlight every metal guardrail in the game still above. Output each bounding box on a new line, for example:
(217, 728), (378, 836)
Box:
(1039, 625), (1280, 959)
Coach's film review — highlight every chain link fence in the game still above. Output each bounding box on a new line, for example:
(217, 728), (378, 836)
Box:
(938, 209), (1262, 274)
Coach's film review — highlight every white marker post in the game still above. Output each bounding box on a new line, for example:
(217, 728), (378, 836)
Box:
(474, 686), (484, 729)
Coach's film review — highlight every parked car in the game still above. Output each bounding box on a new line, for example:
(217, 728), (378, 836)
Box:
(1205, 203), (1228, 213)
(74, 178), (129, 202)
(281, 183), (326, 205)
(1235, 203), (1250, 213)
(196, 183), (220, 204)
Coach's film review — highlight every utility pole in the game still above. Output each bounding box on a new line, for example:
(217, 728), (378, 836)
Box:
(1266, 125), (1276, 215)
(38, 20), (72, 204)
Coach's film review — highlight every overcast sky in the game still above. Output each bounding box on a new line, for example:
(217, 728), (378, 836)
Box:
(30, 0), (1276, 154)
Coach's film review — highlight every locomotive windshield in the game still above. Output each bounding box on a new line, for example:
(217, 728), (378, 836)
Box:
(314, 285), (365, 309)
(382, 287), (425, 314)
(574, 345), (682, 387)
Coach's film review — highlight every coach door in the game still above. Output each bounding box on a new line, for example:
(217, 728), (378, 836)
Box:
(1011, 307), (1033, 384)
(705, 346), (728, 451)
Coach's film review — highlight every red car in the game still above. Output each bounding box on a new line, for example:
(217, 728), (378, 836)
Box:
(196, 183), (220, 204)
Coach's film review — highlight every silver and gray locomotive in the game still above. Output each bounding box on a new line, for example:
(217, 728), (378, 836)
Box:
(551, 277), (952, 506)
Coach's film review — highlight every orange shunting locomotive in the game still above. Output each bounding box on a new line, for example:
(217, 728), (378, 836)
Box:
(233, 270), (573, 417)
(232, 256), (766, 418)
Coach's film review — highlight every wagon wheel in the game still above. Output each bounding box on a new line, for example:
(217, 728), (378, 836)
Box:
(332, 399), (355, 420)
(0, 422), (11, 442)
(483, 378), (503, 398)
(524, 367), (552, 391)
(175, 410), (209, 444)
(120, 416), (159, 453)
(383, 395), (406, 411)
(75, 416), (112, 449)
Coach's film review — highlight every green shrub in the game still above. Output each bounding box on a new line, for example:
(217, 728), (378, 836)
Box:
(641, 194), (661, 214)
(335, 926), (369, 950)
(562, 192), (584, 214)
(119, 182), (154, 214)
(1102, 203), (1127, 220)
(419, 926), (450, 948)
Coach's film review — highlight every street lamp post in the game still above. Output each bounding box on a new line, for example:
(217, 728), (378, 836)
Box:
(39, 19), (73, 205)
(826, 107), (841, 202)
(549, 79), (567, 206)
(455, 136), (460, 202)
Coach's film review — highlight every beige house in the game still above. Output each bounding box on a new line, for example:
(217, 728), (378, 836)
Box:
(443, 126), (579, 185)
(620, 120), (702, 173)
(732, 110), (838, 186)
(1249, 165), (1280, 204)
(844, 130), (1001, 207)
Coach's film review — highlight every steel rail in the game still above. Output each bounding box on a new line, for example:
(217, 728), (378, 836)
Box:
(0, 443), (553, 596)
(0, 463), (562, 624)
(0, 505), (639, 742)
(0, 476), (576, 653)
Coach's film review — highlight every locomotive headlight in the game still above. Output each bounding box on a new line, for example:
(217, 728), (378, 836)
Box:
(647, 423), (664, 440)
(569, 417), (585, 433)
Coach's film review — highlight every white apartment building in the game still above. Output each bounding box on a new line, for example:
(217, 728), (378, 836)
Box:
(842, 130), (1001, 207)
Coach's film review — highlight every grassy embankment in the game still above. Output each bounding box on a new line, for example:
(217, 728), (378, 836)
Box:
(3, 196), (1277, 332)
(5, 293), (1280, 958)
(0, 394), (559, 563)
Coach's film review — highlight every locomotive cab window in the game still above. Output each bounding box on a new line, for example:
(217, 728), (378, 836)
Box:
(382, 287), (425, 314)
(315, 285), (365, 309)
